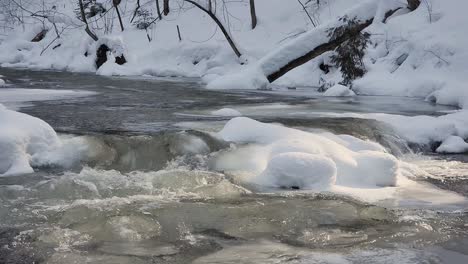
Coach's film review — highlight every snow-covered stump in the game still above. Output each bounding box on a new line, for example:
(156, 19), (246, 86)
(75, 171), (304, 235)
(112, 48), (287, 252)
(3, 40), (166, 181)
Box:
(94, 38), (127, 69)
(208, 0), (405, 90)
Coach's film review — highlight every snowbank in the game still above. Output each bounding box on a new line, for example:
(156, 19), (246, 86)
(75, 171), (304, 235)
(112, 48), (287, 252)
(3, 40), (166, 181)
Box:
(211, 108), (242, 117)
(0, 104), (60, 176)
(215, 117), (399, 190)
(323, 84), (356, 97)
(355, 0), (468, 109)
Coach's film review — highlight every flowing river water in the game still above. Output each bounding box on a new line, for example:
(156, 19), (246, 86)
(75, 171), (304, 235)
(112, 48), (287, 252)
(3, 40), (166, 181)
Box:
(0, 68), (467, 263)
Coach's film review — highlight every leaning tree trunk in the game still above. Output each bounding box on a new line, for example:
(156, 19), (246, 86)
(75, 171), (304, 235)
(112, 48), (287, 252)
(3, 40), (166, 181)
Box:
(183, 0), (242, 58)
(78, 0), (98, 41)
(250, 0), (257, 29)
(163, 0), (170, 16)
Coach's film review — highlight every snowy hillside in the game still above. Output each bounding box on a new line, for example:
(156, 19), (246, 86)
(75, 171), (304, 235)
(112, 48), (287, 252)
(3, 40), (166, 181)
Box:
(0, 0), (467, 108)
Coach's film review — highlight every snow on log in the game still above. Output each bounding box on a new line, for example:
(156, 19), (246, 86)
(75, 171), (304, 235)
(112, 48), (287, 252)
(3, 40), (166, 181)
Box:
(207, 0), (404, 90)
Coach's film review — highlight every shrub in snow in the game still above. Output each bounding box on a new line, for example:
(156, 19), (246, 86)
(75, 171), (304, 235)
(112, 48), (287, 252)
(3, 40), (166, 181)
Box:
(323, 84), (356, 97)
(436, 136), (468, 154)
(329, 17), (370, 86)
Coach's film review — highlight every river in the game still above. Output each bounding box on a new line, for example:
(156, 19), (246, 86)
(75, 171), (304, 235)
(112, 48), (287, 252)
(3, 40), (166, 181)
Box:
(0, 68), (467, 264)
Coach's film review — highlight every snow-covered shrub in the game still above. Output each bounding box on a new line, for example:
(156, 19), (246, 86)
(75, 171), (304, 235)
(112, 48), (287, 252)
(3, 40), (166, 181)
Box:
(329, 17), (370, 86)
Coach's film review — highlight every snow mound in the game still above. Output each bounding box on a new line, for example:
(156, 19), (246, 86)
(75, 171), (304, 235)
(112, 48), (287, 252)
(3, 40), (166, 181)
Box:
(436, 136), (468, 154)
(0, 105), (60, 176)
(256, 152), (337, 190)
(211, 108), (242, 117)
(0, 105), (90, 176)
(323, 84), (356, 97)
(0, 78), (5, 86)
(215, 117), (399, 190)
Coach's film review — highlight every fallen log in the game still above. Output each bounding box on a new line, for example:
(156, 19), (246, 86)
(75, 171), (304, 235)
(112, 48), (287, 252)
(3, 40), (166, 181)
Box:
(265, 1), (405, 83)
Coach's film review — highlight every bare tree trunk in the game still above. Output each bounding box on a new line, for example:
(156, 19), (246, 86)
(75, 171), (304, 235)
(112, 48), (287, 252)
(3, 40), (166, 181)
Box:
(183, 0), (242, 58)
(407, 0), (420, 11)
(113, 0), (125, 31)
(250, 0), (257, 29)
(163, 0), (170, 16)
(78, 0), (98, 41)
(156, 0), (162, 20)
(177, 25), (182, 41)
(208, 0), (212, 12)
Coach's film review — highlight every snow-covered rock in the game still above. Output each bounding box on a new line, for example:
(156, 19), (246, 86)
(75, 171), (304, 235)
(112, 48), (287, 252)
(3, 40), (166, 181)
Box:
(436, 136), (468, 154)
(211, 108), (242, 117)
(256, 152), (337, 190)
(323, 84), (356, 97)
(215, 117), (399, 190)
(0, 104), (60, 176)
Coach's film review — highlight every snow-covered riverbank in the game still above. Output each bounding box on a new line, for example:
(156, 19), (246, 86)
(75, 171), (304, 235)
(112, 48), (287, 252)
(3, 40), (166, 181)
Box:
(1, 0), (467, 109)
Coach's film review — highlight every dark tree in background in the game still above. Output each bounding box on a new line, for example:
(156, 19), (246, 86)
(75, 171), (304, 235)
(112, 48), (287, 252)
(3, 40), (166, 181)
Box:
(155, 0), (162, 19)
(250, 0), (257, 29)
(113, 0), (124, 31)
(163, 0), (170, 15)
